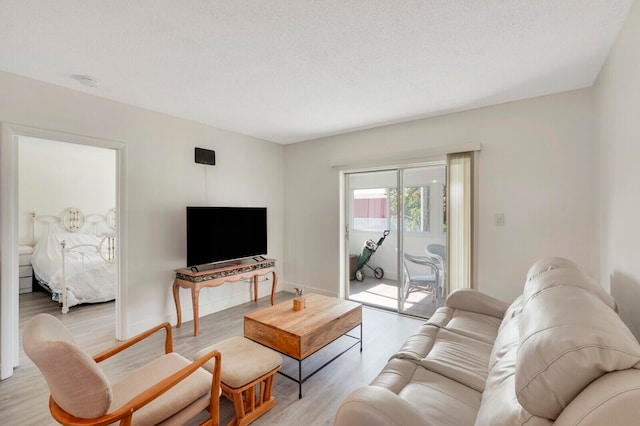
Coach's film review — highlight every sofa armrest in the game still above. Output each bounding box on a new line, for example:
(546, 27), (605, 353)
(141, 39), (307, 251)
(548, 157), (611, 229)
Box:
(444, 289), (509, 319)
(335, 386), (433, 426)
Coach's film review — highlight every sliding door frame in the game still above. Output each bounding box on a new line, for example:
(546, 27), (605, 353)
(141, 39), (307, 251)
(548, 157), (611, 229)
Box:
(342, 162), (446, 314)
(337, 143), (481, 313)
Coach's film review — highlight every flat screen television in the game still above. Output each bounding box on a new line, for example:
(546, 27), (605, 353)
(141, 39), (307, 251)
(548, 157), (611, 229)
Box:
(186, 206), (267, 268)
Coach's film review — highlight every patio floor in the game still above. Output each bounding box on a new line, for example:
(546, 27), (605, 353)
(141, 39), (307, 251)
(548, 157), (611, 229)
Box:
(348, 276), (440, 319)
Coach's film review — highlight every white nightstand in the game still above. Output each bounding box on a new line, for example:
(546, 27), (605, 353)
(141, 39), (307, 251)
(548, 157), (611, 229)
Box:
(19, 245), (33, 294)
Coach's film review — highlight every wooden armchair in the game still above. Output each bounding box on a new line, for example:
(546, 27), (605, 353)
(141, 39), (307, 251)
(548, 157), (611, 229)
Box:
(24, 313), (221, 426)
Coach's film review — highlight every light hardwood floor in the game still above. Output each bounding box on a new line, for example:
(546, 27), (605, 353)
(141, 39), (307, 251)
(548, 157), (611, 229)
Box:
(1, 290), (423, 425)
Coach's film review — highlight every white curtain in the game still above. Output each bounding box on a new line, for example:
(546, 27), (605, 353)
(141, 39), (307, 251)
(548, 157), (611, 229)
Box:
(447, 152), (473, 292)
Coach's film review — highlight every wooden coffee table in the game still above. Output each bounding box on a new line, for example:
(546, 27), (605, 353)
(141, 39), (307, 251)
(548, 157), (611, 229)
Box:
(244, 293), (362, 398)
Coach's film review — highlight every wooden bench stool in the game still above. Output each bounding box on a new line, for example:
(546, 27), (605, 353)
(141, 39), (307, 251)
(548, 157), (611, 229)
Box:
(194, 336), (282, 426)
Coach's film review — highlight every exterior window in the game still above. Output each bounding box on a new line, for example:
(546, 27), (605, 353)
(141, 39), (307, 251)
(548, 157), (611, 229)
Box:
(353, 188), (388, 231)
(390, 186), (431, 232)
(354, 186), (433, 233)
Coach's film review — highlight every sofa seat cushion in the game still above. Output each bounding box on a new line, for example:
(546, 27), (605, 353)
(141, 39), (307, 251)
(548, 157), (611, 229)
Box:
(516, 285), (640, 420)
(391, 327), (493, 392)
(418, 329), (492, 392)
(369, 358), (482, 426)
(110, 352), (212, 426)
(399, 366), (482, 425)
(394, 316), (495, 392)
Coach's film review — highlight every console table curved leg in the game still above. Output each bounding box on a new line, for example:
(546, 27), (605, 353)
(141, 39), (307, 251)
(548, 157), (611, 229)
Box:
(192, 286), (200, 336)
(271, 270), (278, 305)
(253, 275), (259, 302)
(173, 281), (182, 328)
(173, 259), (278, 336)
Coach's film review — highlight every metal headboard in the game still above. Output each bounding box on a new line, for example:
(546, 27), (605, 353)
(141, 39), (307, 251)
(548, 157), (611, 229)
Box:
(31, 208), (116, 245)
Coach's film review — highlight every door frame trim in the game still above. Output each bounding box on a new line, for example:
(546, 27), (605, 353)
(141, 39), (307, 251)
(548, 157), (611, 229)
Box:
(0, 123), (128, 379)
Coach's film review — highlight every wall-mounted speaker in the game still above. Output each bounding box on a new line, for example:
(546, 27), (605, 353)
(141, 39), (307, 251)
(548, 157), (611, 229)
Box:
(195, 147), (216, 166)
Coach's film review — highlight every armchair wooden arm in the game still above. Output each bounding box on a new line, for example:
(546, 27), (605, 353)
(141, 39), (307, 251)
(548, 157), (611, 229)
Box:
(93, 322), (173, 363)
(49, 348), (222, 426)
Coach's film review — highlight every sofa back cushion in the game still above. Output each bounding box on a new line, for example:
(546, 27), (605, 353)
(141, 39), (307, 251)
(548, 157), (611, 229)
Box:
(525, 256), (577, 282)
(475, 346), (552, 426)
(489, 309), (519, 373)
(515, 284), (640, 419)
(523, 267), (618, 311)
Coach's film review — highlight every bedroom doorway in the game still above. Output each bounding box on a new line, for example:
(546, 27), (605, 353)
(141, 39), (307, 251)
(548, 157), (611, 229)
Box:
(0, 124), (127, 380)
(18, 137), (117, 313)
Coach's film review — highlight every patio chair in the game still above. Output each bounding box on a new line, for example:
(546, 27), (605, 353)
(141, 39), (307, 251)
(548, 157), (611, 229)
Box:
(403, 252), (440, 301)
(23, 313), (221, 426)
(426, 243), (447, 301)
(426, 243), (446, 272)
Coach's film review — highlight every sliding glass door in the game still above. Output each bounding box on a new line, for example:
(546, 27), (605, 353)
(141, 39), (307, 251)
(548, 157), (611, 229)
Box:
(346, 164), (447, 318)
(399, 166), (447, 316)
(346, 170), (399, 310)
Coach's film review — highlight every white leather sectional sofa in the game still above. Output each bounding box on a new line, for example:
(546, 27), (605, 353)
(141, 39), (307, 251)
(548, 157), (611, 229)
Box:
(335, 257), (640, 425)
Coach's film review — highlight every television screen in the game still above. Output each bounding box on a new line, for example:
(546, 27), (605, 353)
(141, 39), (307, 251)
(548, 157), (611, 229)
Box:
(186, 206), (267, 267)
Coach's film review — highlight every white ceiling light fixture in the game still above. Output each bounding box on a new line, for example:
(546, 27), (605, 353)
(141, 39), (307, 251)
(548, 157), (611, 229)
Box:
(72, 74), (99, 88)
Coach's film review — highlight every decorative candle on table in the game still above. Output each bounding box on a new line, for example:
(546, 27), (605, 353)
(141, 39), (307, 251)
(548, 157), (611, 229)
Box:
(293, 287), (306, 311)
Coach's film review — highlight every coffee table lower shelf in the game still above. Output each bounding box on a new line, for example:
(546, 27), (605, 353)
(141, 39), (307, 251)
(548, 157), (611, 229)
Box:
(275, 324), (362, 399)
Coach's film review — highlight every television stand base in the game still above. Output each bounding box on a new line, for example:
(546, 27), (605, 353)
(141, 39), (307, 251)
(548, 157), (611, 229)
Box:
(173, 258), (277, 336)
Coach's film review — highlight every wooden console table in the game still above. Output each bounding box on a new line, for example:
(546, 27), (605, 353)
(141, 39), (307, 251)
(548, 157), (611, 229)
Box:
(173, 258), (277, 336)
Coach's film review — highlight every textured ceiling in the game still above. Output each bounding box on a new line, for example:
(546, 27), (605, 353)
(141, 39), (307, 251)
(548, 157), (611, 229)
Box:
(0, 1), (634, 144)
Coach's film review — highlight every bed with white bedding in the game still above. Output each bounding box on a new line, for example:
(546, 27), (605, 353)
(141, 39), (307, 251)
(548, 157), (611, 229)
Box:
(30, 208), (116, 314)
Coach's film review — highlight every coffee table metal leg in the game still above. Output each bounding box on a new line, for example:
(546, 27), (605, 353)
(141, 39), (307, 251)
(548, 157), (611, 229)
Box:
(276, 323), (362, 399)
(298, 360), (303, 399)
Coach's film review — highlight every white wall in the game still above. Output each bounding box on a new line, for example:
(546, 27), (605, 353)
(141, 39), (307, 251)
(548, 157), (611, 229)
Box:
(593, 1), (640, 339)
(0, 71), (284, 336)
(18, 137), (116, 245)
(284, 89), (595, 303)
